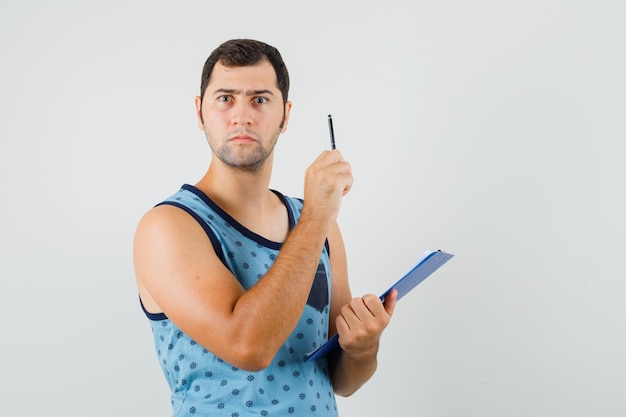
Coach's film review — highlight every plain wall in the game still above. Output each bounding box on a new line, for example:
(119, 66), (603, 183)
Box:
(1, 1), (624, 416)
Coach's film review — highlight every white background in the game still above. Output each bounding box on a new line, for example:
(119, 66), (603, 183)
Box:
(1, 1), (625, 416)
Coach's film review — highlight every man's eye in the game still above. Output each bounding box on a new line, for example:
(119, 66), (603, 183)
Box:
(254, 97), (268, 104)
(218, 96), (232, 102)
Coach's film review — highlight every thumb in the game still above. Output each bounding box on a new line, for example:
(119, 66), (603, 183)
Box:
(382, 289), (398, 316)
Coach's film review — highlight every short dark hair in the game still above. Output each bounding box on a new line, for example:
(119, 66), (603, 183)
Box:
(200, 39), (290, 106)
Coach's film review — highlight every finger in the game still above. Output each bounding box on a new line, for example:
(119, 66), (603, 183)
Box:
(339, 299), (363, 330)
(360, 294), (385, 317)
(314, 149), (344, 165)
(382, 289), (398, 316)
(323, 163), (353, 196)
(335, 313), (350, 334)
(344, 295), (383, 328)
(328, 149), (345, 163)
(324, 152), (351, 179)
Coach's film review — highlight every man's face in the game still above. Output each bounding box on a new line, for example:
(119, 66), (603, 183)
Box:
(195, 60), (291, 171)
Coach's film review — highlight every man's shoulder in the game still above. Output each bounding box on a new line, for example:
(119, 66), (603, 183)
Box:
(271, 189), (303, 208)
(135, 185), (210, 233)
(158, 184), (200, 204)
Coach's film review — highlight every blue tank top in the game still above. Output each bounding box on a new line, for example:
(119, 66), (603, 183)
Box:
(142, 184), (339, 417)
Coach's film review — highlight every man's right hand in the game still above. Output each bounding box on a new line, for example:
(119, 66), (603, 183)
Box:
(302, 149), (353, 225)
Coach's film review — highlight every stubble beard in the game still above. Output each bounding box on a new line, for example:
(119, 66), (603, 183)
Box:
(208, 127), (281, 173)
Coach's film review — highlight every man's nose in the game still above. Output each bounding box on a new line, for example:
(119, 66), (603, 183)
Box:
(230, 101), (253, 125)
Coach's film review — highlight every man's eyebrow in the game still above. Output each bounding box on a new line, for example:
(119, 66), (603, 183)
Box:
(212, 88), (275, 96)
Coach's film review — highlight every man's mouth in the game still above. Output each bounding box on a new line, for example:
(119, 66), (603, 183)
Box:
(229, 131), (257, 143)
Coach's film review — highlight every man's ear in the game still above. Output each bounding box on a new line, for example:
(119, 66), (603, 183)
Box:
(195, 96), (204, 129)
(281, 101), (293, 133)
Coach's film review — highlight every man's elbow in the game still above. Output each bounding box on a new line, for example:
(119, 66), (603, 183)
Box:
(225, 341), (276, 372)
(333, 384), (362, 398)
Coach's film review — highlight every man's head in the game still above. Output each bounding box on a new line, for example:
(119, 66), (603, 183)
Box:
(195, 39), (292, 172)
(200, 39), (290, 108)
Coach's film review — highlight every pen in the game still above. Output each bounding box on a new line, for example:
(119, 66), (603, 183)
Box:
(327, 114), (336, 150)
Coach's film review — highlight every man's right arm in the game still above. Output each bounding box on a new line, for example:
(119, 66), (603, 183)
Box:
(133, 150), (352, 371)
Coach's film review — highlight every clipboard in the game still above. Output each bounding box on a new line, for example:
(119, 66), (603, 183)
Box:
(304, 249), (454, 362)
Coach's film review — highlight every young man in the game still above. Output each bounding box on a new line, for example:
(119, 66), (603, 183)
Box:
(133, 39), (397, 416)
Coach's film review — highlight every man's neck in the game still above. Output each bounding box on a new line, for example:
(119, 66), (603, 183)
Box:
(196, 157), (289, 242)
(194, 158), (285, 237)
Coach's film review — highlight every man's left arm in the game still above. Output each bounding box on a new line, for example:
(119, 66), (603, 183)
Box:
(325, 221), (398, 397)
